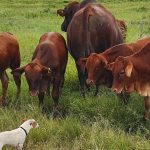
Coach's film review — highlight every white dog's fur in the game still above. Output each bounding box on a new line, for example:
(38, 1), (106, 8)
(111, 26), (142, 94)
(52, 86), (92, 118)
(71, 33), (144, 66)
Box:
(0, 119), (39, 150)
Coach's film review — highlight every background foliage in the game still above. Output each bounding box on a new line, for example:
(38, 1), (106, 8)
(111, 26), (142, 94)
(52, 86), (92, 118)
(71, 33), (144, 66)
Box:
(0, 0), (150, 149)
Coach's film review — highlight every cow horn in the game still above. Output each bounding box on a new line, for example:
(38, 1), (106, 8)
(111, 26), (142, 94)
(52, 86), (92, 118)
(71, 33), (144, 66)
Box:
(48, 68), (51, 74)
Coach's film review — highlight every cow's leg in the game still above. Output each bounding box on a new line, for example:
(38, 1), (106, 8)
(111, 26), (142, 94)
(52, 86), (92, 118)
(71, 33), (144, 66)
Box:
(47, 79), (51, 96)
(10, 56), (21, 99)
(52, 75), (61, 107)
(51, 74), (62, 118)
(38, 92), (45, 107)
(143, 96), (150, 121)
(76, 63), (86, 98)
(59, 74), (65, 95)
(94, 85), (99, 96)
(0, 71), (9, 106)
(13, 73), (21, 98)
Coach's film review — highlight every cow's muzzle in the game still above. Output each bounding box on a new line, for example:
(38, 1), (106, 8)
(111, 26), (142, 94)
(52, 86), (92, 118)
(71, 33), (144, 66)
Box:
(29, 90), (39, 97)
(112, 87), (122, 94)
(86, 79), (94, 86)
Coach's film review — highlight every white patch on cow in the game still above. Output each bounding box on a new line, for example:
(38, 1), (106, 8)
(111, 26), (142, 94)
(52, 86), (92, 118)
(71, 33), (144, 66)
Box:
(125, 63), (133, 77)
(136, 83), (150, 97)
(47, 32), (55, 37)
(140, 85), (148, 97)
(42, 32), (55, 47)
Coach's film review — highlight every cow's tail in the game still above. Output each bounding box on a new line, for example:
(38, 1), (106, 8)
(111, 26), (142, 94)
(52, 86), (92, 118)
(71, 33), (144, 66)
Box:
(82, 5), (94, 58)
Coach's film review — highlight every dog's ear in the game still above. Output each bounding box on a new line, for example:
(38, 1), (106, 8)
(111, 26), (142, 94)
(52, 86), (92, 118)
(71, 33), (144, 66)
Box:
(22, 118), (28, 123)
(30, 121), (39, 128)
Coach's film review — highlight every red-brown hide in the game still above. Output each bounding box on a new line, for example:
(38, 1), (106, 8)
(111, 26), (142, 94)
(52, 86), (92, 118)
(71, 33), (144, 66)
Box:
(12, 32), (68, 107)
(58, 1), (123, 96)
(107, 40), (150, 120)
(0, 32), (21, 106)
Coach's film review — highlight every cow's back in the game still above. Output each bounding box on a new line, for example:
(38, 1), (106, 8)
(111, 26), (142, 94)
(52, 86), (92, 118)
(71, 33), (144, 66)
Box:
(67, 4), (123, 61)
(0, 32), (20, 70)
(33, 32), (68, 71)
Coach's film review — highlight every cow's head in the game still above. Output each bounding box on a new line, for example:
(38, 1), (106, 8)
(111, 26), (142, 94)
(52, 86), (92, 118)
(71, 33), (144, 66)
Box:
(57, 1), (80, 32)
(116, 19), (127, 41)
(11, 63), (51, 96)
(107, 56), (133, 94)
(77, 53), (110, 87)
(80, 0), (97, 8)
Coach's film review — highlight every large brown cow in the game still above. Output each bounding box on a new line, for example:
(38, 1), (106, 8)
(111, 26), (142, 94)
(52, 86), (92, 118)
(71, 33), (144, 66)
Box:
(107, 42), (150, 120)
(57, 0), (127, 38)
(116, 19), (127, 41)
(77, 36), (150, 103)
(58, 1), (123, 96)
(12, 32), (68, 109)
(0, 32), (21, 106)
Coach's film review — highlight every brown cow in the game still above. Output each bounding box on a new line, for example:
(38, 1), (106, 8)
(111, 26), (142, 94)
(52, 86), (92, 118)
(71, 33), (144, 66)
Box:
(12, 32), (68, 109)
(116, 19), (127, 41)
(107, 42), (150, 120)
(58, 1), (123, 96)
(57, 0), (127, 37)
(77, 36), (150, 103)
(0, 32), (21, 106)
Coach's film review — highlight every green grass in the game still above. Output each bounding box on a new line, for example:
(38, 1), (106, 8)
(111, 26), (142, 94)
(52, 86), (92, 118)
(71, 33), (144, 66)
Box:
(0, 0), (150, 149)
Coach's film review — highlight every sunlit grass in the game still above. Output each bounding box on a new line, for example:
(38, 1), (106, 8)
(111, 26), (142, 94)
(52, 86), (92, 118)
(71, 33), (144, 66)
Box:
(0, 0), (150, 149)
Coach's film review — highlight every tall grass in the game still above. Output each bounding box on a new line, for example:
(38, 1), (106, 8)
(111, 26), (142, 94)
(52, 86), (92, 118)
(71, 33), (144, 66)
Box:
(0, 0), (150, 149)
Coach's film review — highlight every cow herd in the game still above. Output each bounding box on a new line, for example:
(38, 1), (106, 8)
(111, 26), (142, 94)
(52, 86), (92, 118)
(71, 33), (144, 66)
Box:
(0, 0), (150, 120)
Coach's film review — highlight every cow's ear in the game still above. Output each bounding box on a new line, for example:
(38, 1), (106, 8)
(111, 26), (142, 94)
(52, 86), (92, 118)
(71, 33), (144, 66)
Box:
(76, 58), (87, 71)
(125, 61), (133, 77)
(106, 62), (114, 71)
(41, 66), (52, 76)
(11, 66), (26, 77)
(57, 9), (65, 16)
(101, 57), (108, 67)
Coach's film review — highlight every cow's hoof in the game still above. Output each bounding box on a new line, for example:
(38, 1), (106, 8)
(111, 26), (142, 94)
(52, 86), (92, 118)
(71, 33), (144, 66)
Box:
(123, 99), (128, 105)
(52, 106), (63, 119)
(94, 92), (101, 97)
(41, 106), (48, 114)
(0, 99), (7, 107)
(143, 111), (150, 121)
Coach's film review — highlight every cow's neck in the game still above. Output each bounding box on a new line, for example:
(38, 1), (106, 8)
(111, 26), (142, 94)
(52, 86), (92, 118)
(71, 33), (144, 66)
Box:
(127, 59), (150, 97)
(32, 58), (42, 66)
(102, 51), (117, 63)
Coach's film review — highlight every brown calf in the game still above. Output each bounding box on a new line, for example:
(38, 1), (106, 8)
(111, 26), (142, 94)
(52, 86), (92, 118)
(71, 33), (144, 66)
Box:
(0, 32), (21, 106)
(12, 32), (68, 108)
(107, 42), (150, 120)
(77, 36), (150, 103)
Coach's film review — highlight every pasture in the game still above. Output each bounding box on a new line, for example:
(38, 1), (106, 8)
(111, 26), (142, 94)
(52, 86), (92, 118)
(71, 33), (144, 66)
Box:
(0, 0), (150, 149)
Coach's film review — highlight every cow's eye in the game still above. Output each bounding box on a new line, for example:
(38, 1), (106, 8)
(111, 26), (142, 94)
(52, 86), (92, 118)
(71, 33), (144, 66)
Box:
(119, 70), (124, 75)
(120, 70), (124, 73)
(95, 66), (99, 71)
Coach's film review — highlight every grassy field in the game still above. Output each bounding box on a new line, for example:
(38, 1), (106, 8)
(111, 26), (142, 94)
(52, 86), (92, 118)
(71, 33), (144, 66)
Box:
(0, 0), (150, 149)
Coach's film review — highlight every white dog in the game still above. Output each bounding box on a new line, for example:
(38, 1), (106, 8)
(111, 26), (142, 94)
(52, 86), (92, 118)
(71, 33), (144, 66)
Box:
(0, 119), (39, 150)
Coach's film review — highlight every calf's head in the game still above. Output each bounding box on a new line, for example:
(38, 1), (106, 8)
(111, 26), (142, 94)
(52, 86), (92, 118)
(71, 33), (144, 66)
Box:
(107, 56), (133, 93)
(77, 53), (109, 86)
(11, 63), (51, 96)
(57, 1), (80, 32)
